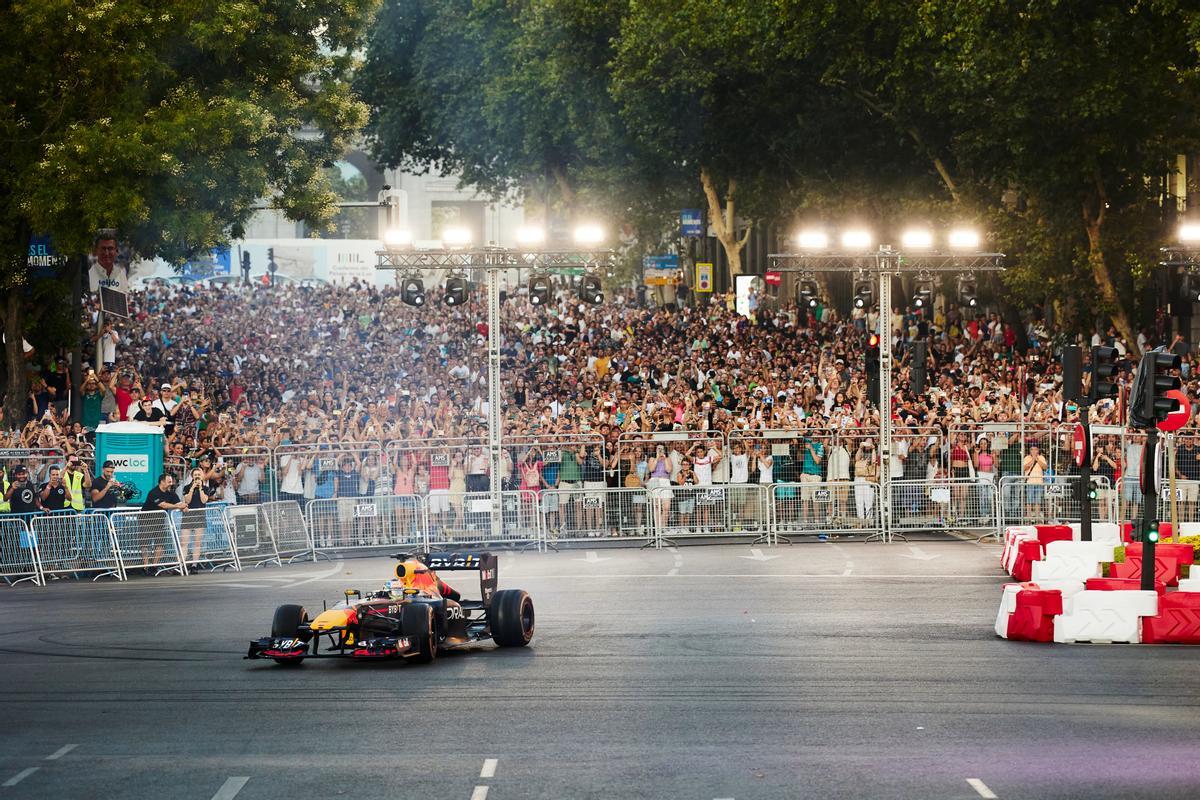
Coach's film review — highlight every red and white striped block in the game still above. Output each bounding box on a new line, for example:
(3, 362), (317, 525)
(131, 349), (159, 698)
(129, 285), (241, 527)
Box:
(1031, 540), (1118, 583)
(1053, 589), (1159, 644)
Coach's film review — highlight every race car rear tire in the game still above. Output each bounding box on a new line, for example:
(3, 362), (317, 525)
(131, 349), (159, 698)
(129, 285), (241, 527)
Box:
(491, 589), (534, 647)
(270, 604), (309, 666)
(402, 603), (436, 663)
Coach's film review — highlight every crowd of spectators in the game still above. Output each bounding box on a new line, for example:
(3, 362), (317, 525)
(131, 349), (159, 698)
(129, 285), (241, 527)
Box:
(2, 276), (1199, 528)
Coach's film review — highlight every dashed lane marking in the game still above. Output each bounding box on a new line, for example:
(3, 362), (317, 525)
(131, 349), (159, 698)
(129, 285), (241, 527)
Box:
(211, 776), (250, 800)
(480, 759), (498, 779)
(667, 547), (683, 576)
(967, 778), (998, 799)
(45, 744), (76, 761)
(470, 786), (489, 800)
(3, 768), (39, 787)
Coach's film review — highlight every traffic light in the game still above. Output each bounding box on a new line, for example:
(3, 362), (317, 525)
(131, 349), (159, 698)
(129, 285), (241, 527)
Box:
(853, 278), (873, 309)
(865, 332), (880, 405)
(1129, 348), (1181, 429)
(528, 275), (551, 306)
(241, 251), (251, 273)
(1088, 345), (1120, 404)
(400, 276), (426, 307)
(799, 280), (819, 309)
(578, 274), (603, 305)
(957, 276), (977, 308)
(909, 340), (928, 395)
(1143, 520), (1161, 544)
(1061, 345), (1082, 403)
(443, 276), (468, 306)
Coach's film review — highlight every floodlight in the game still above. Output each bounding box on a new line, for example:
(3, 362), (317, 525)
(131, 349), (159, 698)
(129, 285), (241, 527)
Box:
(383, 229), (412, 247)
(442, 226), (472, 247)
(573, 224), (605, 246)
(1179, 222), (1200, 243)
(840, 229), (872, 250)
(901, 229), (934, 250)
(515, 225), (546, 247)
(796, 230), (829, 250)
(948, 228), (981, 250)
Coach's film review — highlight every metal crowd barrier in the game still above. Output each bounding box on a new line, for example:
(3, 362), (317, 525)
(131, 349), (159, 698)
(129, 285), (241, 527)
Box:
(540, 486), (655, 544)
(0, 515), (43, 586)
(652, 484), (768, 542)
(176, 504), (240, 573)
(110, 510), (186, 577)
(33, 510), (125, 581)
(257, 501), (314, 563)
(890, 477), (998, 537)
(1156, 480), (1200, 526)
(770, 480), (880, 538)
(425, 490), (538, 549)
(998, 475), (1115, 530)
(226, 505), (281, 567)
(306, 494), (427, 554)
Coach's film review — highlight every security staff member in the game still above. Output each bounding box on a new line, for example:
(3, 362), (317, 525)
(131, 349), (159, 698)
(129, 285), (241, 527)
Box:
(64, 456), (91, 511)
(40, 466), (72, 511)
(4, 465), (40, 514)
(0, 466), (11, 513)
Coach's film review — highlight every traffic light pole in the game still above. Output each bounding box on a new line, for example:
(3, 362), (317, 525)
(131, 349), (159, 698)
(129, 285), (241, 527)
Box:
(1140, 426), (1160, 591)
(1078, 400), (1093, 543)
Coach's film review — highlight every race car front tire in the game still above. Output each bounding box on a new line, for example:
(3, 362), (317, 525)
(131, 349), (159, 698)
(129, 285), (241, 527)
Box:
(402, 603), (437, 663)
(491, 589), (535, 647)
(270, 604), (309, 666)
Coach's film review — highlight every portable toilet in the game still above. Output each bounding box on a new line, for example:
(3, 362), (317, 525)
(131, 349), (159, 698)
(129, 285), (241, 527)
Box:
(94, 421), (165, 506)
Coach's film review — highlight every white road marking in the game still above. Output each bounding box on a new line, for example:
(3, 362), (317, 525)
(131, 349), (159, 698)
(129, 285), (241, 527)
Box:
(966, 778), (998, 799)
(842, 563), (854, 576)
(209, 583), (273, 589)
(3, 768), (39, 787)
(576, 551), (612, 564)
(667, 548), (683, 576)
(739, 548), (780, 562)
(470, 786), (489, 800)
(45, 744), (76, 760)
(280, 560), (346, 589)
(480, 758), (498, 779)
(211, 776), (250, 800)
(900, 546), (942, 561)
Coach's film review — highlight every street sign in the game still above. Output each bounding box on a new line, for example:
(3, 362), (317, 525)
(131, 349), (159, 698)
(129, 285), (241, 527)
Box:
(1157, 388), (1190, 432)
(764, 271), (782, 286)
(695, 262), (713, 292)
(1073, 423), (1086, 468)
(643, 254), (681, 286)
(680, 209), (703, 237)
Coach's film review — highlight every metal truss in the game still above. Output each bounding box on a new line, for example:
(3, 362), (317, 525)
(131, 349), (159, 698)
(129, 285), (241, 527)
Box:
(375, 248), (616, 270)
(768, 251), (1005, 272)
(1158, 246), (1200, 268)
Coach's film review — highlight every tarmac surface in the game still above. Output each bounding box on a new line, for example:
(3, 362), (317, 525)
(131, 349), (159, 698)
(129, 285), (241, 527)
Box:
(1, 540), (1198, 800)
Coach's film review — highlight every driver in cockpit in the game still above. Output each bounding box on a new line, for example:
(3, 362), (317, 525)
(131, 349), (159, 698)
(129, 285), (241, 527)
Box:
(389, 559), (461, 602)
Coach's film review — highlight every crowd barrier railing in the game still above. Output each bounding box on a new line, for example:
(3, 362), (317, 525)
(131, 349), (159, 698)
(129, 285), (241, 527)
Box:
(424, 490), (539, 550)
(540, 486), (654, 544)
(224, 505), (281, 568)
(32, 510), (125, 581)
(272, 442), (385, 506)
(998, 474), (1115, 531)
(769, 480), (880, 539)
(109, 510), (187, 577)
(652, 484), (769, 543)
(0, 514), (43, 586)
(306, 494), (428, 555)
(890, 477), (998, 538)
(174, 504), (241, 573)
(257, 501), (314, 563)
(213, 446), (275, 505)
(1155, 479), (1200, 527)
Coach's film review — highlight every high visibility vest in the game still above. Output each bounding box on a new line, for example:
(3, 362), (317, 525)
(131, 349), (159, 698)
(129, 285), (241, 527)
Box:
(66, 471), (86, 511)
(0, 477), (9, 513)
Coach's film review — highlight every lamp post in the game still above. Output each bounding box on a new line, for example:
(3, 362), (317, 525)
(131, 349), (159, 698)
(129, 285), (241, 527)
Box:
(376, 227), (615, 544)
(771, 228), (1004, 542)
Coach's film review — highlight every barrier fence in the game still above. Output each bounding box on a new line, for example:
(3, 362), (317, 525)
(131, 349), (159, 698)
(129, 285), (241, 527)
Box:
(772, 480), (880, 538)
(541, 486), (656, 543)
(0, 515), (42, 586)
(307, 494), (427, 554)
(110, 510), (186, 577)
(889, 477), (998, 537)
(33, 511), (124, 582)
(997, 475), (1116, 530)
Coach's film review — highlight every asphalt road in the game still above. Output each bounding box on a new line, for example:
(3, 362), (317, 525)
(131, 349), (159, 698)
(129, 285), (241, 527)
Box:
(1, 540), (1198, 800)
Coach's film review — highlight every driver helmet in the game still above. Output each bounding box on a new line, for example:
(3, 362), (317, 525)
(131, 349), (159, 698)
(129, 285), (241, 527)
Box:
(394, 559), (437, 594)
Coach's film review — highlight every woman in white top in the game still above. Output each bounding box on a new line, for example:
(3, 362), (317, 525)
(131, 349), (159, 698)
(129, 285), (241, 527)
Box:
(728, 442), (753, 530)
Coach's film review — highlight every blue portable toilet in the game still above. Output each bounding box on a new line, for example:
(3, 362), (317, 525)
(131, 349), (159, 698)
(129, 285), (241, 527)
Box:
(94, 421), (165, 506)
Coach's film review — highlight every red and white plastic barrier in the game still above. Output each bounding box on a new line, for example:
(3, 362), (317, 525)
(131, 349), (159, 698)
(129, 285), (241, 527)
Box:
(1054, 589), (1158, 644)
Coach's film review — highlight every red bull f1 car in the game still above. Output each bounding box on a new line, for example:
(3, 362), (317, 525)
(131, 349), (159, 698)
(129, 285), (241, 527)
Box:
(245, 551), (534, 665)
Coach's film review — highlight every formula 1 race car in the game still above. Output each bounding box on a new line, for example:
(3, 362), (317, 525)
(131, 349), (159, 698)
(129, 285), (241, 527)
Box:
(245, 551), (534, 665)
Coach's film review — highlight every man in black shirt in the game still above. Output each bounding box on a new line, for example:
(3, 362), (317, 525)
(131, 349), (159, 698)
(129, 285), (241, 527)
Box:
(90, 461), (121, 509)
(39, 466), (72, 511)
(4, 465), (40, 514)
(139, 473), (184, 569)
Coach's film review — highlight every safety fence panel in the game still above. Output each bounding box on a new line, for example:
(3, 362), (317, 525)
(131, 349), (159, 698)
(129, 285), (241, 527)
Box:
(212, 447), (275, 505)
(617, 431), (727, 484)
(769, 481), (880, 538)
(175, 504), (240, 572)
(272, 442), (386, 504)
(32, 511), (124, 581)
(997, 475), (1115, 530)
(1155, 480), (1200, 526)
(257, 501), (313, 563)
(1, 447), (67, 487)
(225, 505), (281, 567)
(306, 494), (428, 554)
(728, 428), (879, 487)
(947, 423), (1059, 480)
(424, 490), (537, 549)
(109, 510), (186, 576)
(540, 486), (655, 543)
(0, 515), (42, 586)
(653, 484), (767, 540)
(890, 477), (998, 535)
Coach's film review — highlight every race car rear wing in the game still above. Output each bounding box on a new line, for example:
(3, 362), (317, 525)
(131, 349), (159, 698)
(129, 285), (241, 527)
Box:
(393, 551), (499, 605)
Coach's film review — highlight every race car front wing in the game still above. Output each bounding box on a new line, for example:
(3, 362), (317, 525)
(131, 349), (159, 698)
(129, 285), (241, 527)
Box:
(245, 635), (415, 661)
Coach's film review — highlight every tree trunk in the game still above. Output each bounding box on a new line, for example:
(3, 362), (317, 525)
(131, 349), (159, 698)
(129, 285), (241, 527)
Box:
(1083, 189), (1140, 357)
(1, 288), (27, 431)
(69, 254), (85, 423)
(700, 167), (751, 282)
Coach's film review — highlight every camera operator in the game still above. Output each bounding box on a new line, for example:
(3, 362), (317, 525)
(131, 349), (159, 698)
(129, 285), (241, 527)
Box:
(4, 465), (41, 514)
(90, 460), (121, 509)
(40, 466), (72, 511)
